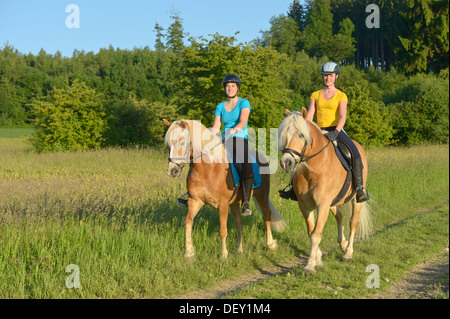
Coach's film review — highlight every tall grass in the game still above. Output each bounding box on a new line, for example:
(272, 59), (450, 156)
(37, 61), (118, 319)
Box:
(0, 136), (448, 298)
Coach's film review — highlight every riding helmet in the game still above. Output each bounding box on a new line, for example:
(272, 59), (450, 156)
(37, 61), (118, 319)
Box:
(222, 74), (241, 88)
(321, 62), (340, 75)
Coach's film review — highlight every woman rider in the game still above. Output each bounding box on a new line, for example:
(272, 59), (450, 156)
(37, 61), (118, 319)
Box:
(211, 74), (254, 216)
(307, 62), (369, 203)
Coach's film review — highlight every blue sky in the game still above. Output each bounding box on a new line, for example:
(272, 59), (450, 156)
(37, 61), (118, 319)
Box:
(0, 0), (298, 57)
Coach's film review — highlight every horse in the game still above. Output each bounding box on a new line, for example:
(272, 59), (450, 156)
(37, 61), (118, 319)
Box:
(163, 118), (286, 260)
(278, 107), (373, 274)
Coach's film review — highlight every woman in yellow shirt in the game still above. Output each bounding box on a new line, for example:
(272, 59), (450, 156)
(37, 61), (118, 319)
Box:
(307, 62), (369, 203)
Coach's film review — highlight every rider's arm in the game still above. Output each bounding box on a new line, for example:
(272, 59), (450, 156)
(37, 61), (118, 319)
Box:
(211, 115), (222, 135)
(307, 98), (315, 121)
(335, 101), (347, 132)
(230, 108), (250, 135)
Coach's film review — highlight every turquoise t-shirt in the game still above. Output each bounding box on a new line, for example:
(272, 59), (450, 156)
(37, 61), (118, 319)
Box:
(214, 98), (251, 139)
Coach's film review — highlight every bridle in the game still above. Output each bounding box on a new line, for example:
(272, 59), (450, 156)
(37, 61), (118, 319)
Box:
(281, 124), (331, 167)
(168, 126), (224, 169)
(168, 136), (191, 169)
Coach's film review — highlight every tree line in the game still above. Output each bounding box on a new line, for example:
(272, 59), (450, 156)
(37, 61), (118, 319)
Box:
(0, 0), (448, 152)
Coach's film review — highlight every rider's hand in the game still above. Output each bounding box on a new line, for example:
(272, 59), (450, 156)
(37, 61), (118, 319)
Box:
(326, 129), (340, 142)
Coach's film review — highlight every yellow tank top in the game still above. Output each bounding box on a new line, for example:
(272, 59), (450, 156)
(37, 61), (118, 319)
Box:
(310, 89), (348, 127)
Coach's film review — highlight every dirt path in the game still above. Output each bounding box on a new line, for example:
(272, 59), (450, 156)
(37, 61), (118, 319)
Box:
(177, 203), (449, 300)
(178, 248), (448, 299)
(376, 245), (449, 299)
(178, 256), (307, 299)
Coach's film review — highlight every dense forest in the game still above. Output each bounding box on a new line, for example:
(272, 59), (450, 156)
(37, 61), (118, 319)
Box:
(0, 0), (448, 151)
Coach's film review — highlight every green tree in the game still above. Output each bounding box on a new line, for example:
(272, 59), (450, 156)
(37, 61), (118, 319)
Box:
(387, 73), (449, 144)
(30, 79), (106, 152)
(322, 18), (356, 64)
(154, 21), (166, 51)
(304, 0), (333, 57)
(395, 0), (449, 74)
(0, 44), (30, 126)
(288, 0), (307, 31)
(259, 14), (302, 57)
(344, 82), (394, 146)
(104, 94), (177, 146)
(166, 11), (186, 53)
(173, 34), (292, 133)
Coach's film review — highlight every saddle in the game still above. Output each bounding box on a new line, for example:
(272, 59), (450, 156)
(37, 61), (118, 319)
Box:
(331, 141), (356, 206)
(279, 141), (356, 205)
(177, 145), (263, 207)
(228, 153), (262, 189)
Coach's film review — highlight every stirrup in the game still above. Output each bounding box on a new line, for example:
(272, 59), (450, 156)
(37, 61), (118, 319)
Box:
(356, 187), (370, 203)
(279, 184), (297, 201)
(177, 192), (189, 207)
(241, 202), (252, 216)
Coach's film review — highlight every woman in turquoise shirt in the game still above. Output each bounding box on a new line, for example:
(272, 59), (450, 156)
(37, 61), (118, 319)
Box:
(211, 74), (253, 216)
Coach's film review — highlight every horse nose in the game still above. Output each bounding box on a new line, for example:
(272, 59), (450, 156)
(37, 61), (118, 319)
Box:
(168, 165), (181, 178)
(280, 155), (294, 173)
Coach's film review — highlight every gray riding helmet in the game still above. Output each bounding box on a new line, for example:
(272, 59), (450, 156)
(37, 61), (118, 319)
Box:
(321, 62), (340, 75)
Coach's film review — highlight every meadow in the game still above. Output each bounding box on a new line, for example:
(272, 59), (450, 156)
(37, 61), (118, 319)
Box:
(0, 131), (448, 299)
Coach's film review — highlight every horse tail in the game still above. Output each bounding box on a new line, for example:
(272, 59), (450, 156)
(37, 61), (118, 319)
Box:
(356, 201), (373, 240)
(253, 197), (287, 233)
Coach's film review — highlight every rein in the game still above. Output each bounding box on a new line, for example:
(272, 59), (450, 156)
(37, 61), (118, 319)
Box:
(282, 136), (331, 166)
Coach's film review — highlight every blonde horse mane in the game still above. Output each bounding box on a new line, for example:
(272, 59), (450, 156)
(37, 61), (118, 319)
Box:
(278, 111), (313, 151)
(164, 119), (226, 162)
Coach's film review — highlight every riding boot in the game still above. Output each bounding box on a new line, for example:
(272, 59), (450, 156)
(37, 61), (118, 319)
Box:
(241, 177), (253, 216)
(352, 157), (370, 203)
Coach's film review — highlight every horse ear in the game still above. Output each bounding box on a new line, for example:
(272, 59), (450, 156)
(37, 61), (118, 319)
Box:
(163, 119), (171, 127)
(284, 109), (291, 117)
(301, 107), (308, 119)
(180, 120), (187, 129)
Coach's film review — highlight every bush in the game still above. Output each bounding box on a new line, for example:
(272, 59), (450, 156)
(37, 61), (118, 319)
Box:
(104, 95), (178, 147)
(386, 73), (449, 144)
(344, 83), (395, 146)
(30, 79), (106, 152)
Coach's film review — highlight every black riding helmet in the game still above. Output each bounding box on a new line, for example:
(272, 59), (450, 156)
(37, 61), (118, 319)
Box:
(222, 74), (241, 89)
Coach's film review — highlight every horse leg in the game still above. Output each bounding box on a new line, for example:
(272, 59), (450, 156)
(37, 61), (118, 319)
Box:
(219, 203), (230, 260)
(261, 198), (278, 251)
(299, 205), (316, 270)
(304, 204), (330, 274)
(343, 199), (362, 261)
(330, 206), (348, 252)
(230, 203), (243, 253)
(185, 198), (203, 259)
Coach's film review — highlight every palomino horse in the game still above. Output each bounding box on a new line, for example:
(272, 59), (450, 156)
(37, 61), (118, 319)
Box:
(164, 119), (286, 259)
(278, 108), (372, 274)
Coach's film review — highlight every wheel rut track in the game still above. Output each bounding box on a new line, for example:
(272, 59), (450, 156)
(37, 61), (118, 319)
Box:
(176, 200), (449, 299)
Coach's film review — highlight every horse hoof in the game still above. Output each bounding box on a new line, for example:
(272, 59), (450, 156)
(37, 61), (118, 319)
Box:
(342, 256), (352, 262)
(339, 241), (348, 252)
(303, 266), (316, 275)
(268, 241), (278, 251)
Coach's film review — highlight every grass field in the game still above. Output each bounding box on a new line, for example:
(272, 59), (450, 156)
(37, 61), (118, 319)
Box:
(0, 130), (448, 299)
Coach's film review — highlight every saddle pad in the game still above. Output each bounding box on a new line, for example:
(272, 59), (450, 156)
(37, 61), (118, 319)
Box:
(227, 153), (262, 189)
(332, 142), (351, 172)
